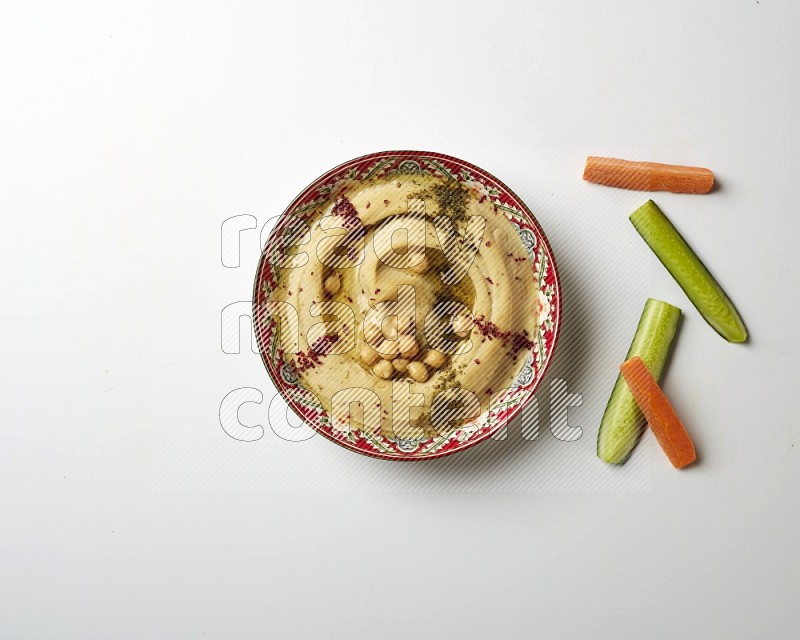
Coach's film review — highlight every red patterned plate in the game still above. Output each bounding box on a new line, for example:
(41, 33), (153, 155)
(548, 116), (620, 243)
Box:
(253, 151), (561, 460)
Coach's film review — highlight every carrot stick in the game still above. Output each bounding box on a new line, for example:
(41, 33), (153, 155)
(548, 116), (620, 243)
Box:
(619, 356), (697, 469)
(583, 156), (714, 194)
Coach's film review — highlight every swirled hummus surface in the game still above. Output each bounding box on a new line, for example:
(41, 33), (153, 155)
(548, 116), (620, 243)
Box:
(267, 174), (539, 440)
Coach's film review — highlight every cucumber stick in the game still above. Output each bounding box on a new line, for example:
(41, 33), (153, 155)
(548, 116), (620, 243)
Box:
(630, 200), (747, 343)
(597, 299), (681, 464)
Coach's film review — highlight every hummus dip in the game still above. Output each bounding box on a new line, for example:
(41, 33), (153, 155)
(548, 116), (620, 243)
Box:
(266, 173), (539, 441)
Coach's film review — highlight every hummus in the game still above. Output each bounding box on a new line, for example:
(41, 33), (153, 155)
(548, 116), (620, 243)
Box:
(267, 173), (539, 441)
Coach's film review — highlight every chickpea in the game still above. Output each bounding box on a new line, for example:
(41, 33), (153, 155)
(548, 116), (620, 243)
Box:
(363, 320), (382, 344)
(398, 335), (420, 359)
(323, 273), (341, 295)
(423, 349), (448, 369)
(372, 359), (394, 380)
(359, 344), (380, 366)
(393, 358), (410, 373)
(381, 317), (399, 341)
(378, 340), (400, 360)
(452, 312), (473, 338)
(407, 361), (429, 383)
(408, 253), (429, 274)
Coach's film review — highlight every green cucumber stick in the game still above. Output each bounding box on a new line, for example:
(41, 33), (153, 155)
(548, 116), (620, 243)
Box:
(629, 200), (747, 343)
(597, 299), (681, 464)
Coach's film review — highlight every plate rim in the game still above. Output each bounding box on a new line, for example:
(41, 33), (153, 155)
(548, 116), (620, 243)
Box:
(252, 149), (562, 461)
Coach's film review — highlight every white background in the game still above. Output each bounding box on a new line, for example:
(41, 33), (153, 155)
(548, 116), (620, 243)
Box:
(2, 0), (799, 638)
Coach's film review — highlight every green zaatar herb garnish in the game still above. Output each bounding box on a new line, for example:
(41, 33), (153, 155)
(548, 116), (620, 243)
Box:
(432, 183), (469, 223)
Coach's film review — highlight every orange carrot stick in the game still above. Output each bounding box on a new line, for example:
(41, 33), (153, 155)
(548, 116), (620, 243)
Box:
(583, 156), (714, 194)
(619, 356), (697, 469)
